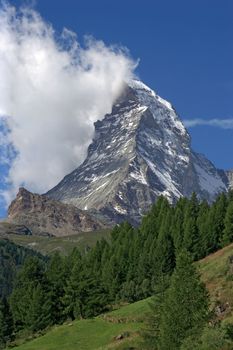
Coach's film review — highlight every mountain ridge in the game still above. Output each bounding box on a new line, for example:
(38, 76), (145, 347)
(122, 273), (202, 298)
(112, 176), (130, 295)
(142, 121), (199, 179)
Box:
(46, 80), (228, 224)
(225, 170), (233, 189)
(7, 187), (110, 236)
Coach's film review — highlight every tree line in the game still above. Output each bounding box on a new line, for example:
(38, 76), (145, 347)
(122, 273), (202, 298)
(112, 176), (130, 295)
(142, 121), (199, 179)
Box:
(1, 191), (233, 348)
(0, 239), (46, 299)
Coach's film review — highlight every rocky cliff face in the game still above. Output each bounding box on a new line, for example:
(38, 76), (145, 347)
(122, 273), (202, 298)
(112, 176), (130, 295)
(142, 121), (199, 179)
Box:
(46, 80), (227, 224)
(225, 170), (233, 189)
(7, 187), (109, 236)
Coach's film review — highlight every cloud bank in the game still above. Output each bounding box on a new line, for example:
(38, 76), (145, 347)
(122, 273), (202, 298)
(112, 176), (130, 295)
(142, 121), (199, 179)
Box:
(0, 3), (136, 205)
(184, 118), (233, 129)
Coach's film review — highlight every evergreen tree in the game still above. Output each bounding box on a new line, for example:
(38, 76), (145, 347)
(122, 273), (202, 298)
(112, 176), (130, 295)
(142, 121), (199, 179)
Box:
(227, 189), (233, 203)
(196, 200), (210, 259)
(212, 193), (227, 248)
(137, 233), (154, 284)
(171, 197), (189, 252)
(0, 298), (14, 349)
(221, 201), (233, 246)
(152, 210), (175, 279)
(5, 191), (232, 340)
(63, 251), (83, 320)
(46, 252), (66, 324)
(142, 273), (169, 349)
(0, 239), (46, 299)
(201, 193), (227, 254)
(140, 196), (166, 238)
(10, 257), (50, 332)
(102, 254), (121, 301)
(27, 284), (51, 332)
(159, 250), (209, 350)
(183, 193), (199, 259)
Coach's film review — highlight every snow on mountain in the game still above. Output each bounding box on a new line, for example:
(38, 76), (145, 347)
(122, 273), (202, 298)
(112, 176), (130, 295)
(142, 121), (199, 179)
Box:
(46, 80), (228, 224)
(225, 170), (233, 189)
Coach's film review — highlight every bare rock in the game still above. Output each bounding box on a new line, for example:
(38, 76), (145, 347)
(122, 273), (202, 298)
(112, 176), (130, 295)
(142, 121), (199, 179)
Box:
(7, 187), (110, 237)
(46, 81), (228, 225)
(225, 170), (233, 189)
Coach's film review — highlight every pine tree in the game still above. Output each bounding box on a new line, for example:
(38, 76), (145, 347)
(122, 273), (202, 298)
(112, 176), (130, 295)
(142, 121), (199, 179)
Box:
(137, 233), (154, 283)
(159, 250), (209, 350)
(142, 273), (169, 349)
(0, 298), (14, 349)
(10, 257), (50, 332)
(64, 248), (108, 320)
(212, 193), (227, 248)
(201, 194), (227, 254)
(172, 207), (184, 252)
(221, 201), (233, 247)
(153, 210), (175, 278)
(196, 200), (209, 259)
(46, 252), (66, 324)
(183, 193), (199, 259)
(140, 196), (166, 237)
(27, 284), (51, 332)
(63, 252), (83, 320)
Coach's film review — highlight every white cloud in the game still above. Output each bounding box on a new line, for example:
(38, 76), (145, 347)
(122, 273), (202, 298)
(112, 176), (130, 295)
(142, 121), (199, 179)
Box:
(0, 3), (137, 205)
(184, 118), (233, 129)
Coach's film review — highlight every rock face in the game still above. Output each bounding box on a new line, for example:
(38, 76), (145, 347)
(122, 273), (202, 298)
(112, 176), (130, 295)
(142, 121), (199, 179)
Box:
(7, 187), (109, 236)
(225, 170), (233, 189)
(46, 80), (228, 224)
(0, 222), (32, 237)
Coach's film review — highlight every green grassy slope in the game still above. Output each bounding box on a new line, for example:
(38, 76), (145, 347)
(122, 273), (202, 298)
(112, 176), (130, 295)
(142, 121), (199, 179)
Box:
(1, 229), (110, 256)
(11, 298), (150, 350)
(198, 242), (233, 323)
(11, 244), (233, 350)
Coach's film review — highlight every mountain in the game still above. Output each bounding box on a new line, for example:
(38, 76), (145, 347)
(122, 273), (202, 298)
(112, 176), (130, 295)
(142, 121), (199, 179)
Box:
(226, 170), (233, 189)
(6, 187), (110, 236)
(46, 80), (227, 224)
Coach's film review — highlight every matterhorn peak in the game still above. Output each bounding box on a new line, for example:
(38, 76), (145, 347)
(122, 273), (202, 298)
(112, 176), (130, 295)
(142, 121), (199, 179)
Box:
(46, 80), (227, 224)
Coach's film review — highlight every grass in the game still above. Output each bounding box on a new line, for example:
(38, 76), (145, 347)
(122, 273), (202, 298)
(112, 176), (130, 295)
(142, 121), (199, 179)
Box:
(10, 319), (140, 350)
(10, 298), (151, 350)
(9, 244), (233, 349)
(103, 298), (150, 322)
(198, 243), (233, 323)
(1, 229), (111, 256)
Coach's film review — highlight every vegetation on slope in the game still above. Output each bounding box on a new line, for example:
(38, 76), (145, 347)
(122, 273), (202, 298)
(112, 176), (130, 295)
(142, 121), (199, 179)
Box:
(9, 299), (150, 350)
(2, 191), (233, 349)
(0, 239), (46, 298)
(0, 229), (111, 256)
(199, 242), (233, 323)
(5, 242), (233, 350)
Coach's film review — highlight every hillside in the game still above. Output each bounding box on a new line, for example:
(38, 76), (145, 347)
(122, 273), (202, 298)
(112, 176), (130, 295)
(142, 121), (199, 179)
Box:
(0, 224), (111, 256)
(198, 242), (233, 323)
(9, 299), (150, 350)
(10, 243), (233, 350)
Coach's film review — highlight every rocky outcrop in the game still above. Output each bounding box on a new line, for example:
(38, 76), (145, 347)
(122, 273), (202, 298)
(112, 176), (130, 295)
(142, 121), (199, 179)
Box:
(46, 80), (228, 224)
(225, 170), (233, 189)
(7, 187), (110, 236)
(0, 222), (32, 237)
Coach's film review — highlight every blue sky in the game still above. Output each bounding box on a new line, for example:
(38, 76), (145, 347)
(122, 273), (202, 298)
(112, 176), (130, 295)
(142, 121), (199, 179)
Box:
(0, 0), (232, 216)
(16, 0), (233, 169)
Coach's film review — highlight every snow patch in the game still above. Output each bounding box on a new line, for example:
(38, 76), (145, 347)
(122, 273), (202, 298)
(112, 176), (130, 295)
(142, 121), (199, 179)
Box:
(145, 157), (182, 198)
(157, 95), (173, 111)
(128, 79), (156, 97)
(194, 163), (225, 195)
(114, 204), (127, 215)
(130, 170), (147, 185)
(84, 169), (120, 183)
